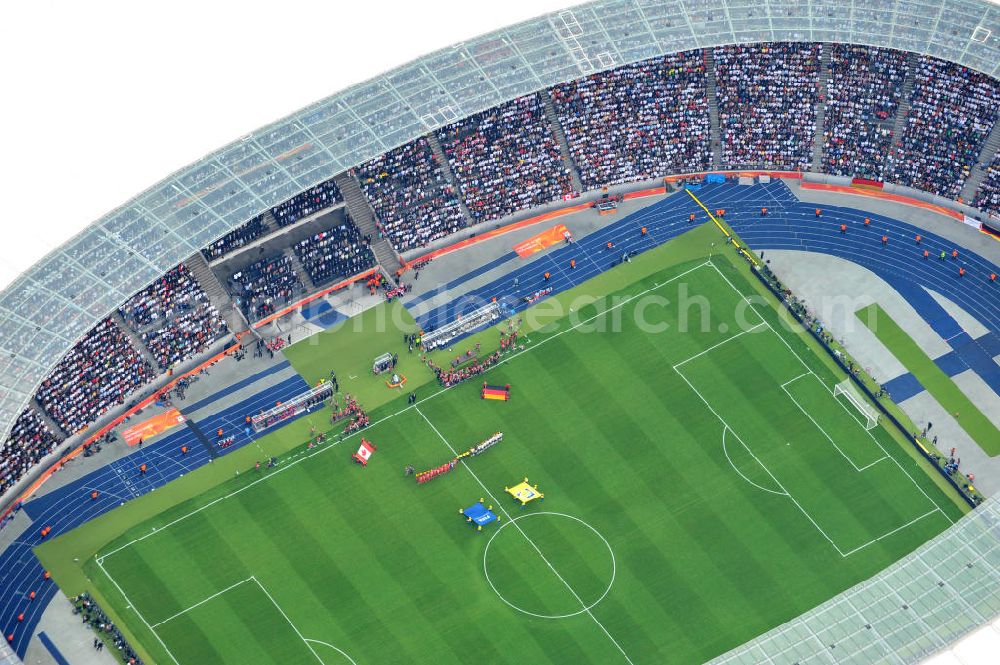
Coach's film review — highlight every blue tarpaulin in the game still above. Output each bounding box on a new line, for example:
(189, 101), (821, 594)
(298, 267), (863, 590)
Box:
(462, 502), (498, 527)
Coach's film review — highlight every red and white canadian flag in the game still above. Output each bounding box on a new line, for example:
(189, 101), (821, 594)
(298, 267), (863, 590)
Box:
(353, 439), (376, 466)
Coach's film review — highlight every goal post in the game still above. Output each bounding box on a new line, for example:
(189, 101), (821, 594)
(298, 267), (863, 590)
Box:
(833, 379), (880, 430)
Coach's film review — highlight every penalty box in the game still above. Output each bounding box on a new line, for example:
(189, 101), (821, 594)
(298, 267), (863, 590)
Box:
(674, 320), (943, 557)
(142, 576), (329, 665)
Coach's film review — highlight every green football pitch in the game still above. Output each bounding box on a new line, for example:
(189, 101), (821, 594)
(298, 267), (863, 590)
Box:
(74, 248), (964, 665)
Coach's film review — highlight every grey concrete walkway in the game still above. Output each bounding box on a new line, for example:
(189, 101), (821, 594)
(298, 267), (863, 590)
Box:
(788, 180), (1000, 266)
(764, 249), (1000, 495)
(21, 594), (118, 665)
(404, 194), (667, 318)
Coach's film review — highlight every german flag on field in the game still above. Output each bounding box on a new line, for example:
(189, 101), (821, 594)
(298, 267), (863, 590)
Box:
(481, 383), (510, 401)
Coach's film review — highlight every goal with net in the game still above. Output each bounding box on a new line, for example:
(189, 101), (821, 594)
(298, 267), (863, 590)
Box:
(833, 379), (880, 430)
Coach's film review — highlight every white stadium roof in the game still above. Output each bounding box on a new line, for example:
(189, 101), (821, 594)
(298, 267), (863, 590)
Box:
(0, 0), (571, 293)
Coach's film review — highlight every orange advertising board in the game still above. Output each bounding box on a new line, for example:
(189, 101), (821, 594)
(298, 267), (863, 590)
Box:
(513, 224), (571, 258)
(123, 408), (186, 446)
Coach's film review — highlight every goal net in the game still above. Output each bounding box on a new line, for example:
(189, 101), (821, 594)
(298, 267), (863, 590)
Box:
(833, 379), (880, 430)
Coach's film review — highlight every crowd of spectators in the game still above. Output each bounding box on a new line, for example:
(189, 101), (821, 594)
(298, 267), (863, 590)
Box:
(229, 254), (303, 321)
(141, 306), (228, 369)
(119, 264), (228, 369)
(356, 137), (467, 251)
(73, 592), (144, 665)
(715, 43), (821, 170)
(271, 177), (342, 227)
(292, 218), (376, 286)
(888, 55), (1000, 199)
(973, 152), (1000, 217)
(821, 45), (908, 179)
(550, 51), (711, 189)
(202, 215), (268, 261)
(436, 94), (575, 223)
(0, 409), (62, 496)
(118, 264), (205, 329)
(35, 318), (154, 435)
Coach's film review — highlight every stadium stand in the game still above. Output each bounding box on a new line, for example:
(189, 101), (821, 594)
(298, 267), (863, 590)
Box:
(119, 264), (229, 370)
(201, 215), (268, 260)
(34, 318), (155, 435)
(118, 264), (208, 330)
(0, 409), (61, 496)
(355, 137), (467, 252)
(973, 152), (1000, 217)
(140, 306), (228, 370)
(821, 45), (908, 180)
(435, 93), (576, 223)
(550, 50), (712, 189)
(291, 217), (377, 287)
(888, 55), (1000, 199)
(714, 42), (821, 170)
(8, 35), (1000, 664)
(228, 254), (303, 321)
(271, 177), (343, 227)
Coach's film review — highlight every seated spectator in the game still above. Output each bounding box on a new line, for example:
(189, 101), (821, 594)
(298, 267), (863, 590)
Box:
(271, 178), (343, 227)
(715, 43), (821, 170)
(973, 152), (1000, 217)
(118, 264), (206, 330)
(292, 217), (376, 286)
(0, 409), (62, 496)
(35, 318), (154, 435)
(141, 306), (228, 369)
(356, 137), (467, 251)
(229, 254), (303, 321)
(202, 215), (268, 260)
(551, 50), (711, 189)
(822, 45), (907, 179)
(889, 55), (1000, 199)
(120, 263), (229, 369)
(436, 94), (576, 223)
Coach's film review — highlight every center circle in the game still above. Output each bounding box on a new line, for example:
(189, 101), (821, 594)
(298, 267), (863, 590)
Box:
(482, 511), (615, 619)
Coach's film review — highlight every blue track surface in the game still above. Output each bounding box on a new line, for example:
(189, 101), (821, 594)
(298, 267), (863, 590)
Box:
(0, 372), (310, 655)
(688, 181), (1000, 398)
(406, 251), (520, 308)
(3, 180), (999, 657)
(38, 632), (71, 665)
(299, 300), (347, 329)
(181, 361), (291, 414)
(300, 300), (332, 319)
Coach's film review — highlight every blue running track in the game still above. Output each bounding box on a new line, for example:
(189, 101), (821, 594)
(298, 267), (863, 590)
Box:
(4, 180), (999, 656)
(0, 372), (310, 655)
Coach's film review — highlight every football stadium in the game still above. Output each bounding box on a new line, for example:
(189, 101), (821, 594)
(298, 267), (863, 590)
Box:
(3, 2), (1000, 664)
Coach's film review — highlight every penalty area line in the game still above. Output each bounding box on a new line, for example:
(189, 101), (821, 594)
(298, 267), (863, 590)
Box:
(150, 577), (254, 628)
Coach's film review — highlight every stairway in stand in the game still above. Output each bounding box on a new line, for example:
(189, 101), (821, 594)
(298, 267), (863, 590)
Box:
(334, 172), (404, 277)
(890, 51), (919, 152)
(185, 251), (251, 334)
(111, 310), (160, 369)
(284, 247), (315, 292)
(704, 48), (722, 169)
(540, 92), (585, 193)
(28, 401), (69, 440)
(960, 120), (1000, 204)
(811, 43), (832, 172)
(426, 130), (476, 227)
